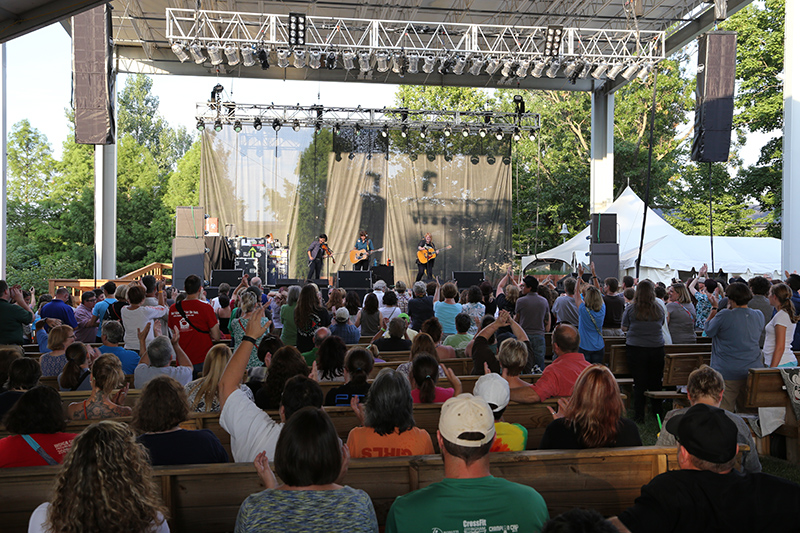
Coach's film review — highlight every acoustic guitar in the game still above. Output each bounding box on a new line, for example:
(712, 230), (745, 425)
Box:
(349, 247), (385, 264)
(417, 245), (451, 264)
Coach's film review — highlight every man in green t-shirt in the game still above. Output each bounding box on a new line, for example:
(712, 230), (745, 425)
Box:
(442, 313), (474, 356)
(0, 280), (34, 345)
(385, 393), (549, 533)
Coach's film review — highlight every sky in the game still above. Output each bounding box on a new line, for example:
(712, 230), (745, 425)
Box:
(4, 22), (775, 167)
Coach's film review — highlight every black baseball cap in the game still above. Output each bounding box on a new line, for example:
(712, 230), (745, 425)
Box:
(665, 403), (737, 464)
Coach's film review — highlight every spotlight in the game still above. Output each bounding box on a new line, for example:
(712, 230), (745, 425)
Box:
(422, 55), (436, 74)
(513, 94), (525, 115)
(391, 52), (406, 77)
(355, 123), (362, 135)
(487, 155), (496, 165)
(591, 63), (609, 79)
(334, 123), (341, 134)
(606, 63), (625, 80)
(461, 126), (470, 137)
(469, 56), (484, 76)
(479, 127), (487, 138)
(293, 49), (307, 68)
(208, 44), (223, 65)
(358, 51), (372, 72)
(224, 44), (240, 66)
(272, 119), (282, 131)
(381, 125), (389, 138)
(196, 119), (205, 131)
(517, 59), (531, 78)
(470, 155), (480, 165)
(349, 152), (356, 160)
(210, 83), (223, 102)
(452, 56), (467, 75)
(288, 13), (307, 47)
(545, 25), (563, 57)
(564, 59), (582, 78)
(342, 52), (356, 70)
(376, 52), (390, 73)
(233, 120), (242, 133)
(528, 129), (537, 141)
(546, 60), (561, 78)
(427, 153), (435, 162)
(638, 63), (653, 82)
(502, 155), (511, 165)
(439, 55), (456, 75)
(277, 49), (290, 68)
(326, 52), (337, 69)
(401, 125), (408, 137)
(485, 57), (501, 75)
(444, 153), (453, 162)
(407, 54), (420, 74)
(171, 42), (190, 62)
(308, 50), (322, 69)
(253, 117), (262, 131)
(622, 62), (640, 80)
(494, 128), (503, 140)
(242, 45), (257, 67)
(501, 59), (515, 78)
(420, 126), (427, 138)
(409, 153), (418, 162)
(579, 61), (593, 78)
(258, 49), (270, 69)
(443, 126), (452, 137)
(214, 119), (223, 132)
(531, 59), (547, 78)
(315, 122), (322, 132)
(512, 127), (521, 141)
(189, 43), (206, 64)
(335, 152), (342, 161)
(292, 120), (301, 132)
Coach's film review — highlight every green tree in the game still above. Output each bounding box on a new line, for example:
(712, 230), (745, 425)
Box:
(164, 140), (201, 212)
(665, 194), (757, 236)
(6, 120), (55, 205)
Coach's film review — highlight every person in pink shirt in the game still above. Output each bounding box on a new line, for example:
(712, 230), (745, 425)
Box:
(509, 323), (590, 403)
(410, 353), (462, 403)
(73, 292), (99, 343)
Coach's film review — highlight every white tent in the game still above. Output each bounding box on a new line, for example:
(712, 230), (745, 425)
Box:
(521, 187), (781, 284)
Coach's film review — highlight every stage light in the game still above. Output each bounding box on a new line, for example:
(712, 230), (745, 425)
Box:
(563, 59), (582, 78)
(638, 63), (653, 82)
(355, 123), (362, 135)
(401, 125), (408, 137)
(253, 117), (262, 131)
(545, 25), (563, 57)
(335, 152), (342, 161)
(277, 49), (290, 68)
(233, 120), (242, 133)
(546, 60), (561, 78)
(349, 152), (356, 160)
(293, 49), (307, 68)
(462, 126), (470, 137)
(171, 43), (190, 62)
(334, 123), (341, 134)
(326, 52), (337, 69)
(257, 49), (270, 69)
(487, 154), (496, 165)
(469, 56), (484, 76)
(622, 62), (640, 80)
(531, 59), (547, 78)
(512, 127), (521, 141)
(517, 59), (531, 79)
(501, 59), (515, 78)
(494, 128), (503, 140)
(210, 83), (223, 101)
(208, 44), (223, 65)
(224, 44), (240, 66)
(420, 126), (427, 138)
(292, 120), (301, 132)
(513, 94), (525, 115)
(443, 126), (452, 137)
(502, 155), (511, 165)
(427, 153), (435, 162)
(407, 54), (420, 74)
(579, 61), (593, 78)
(409, 153), (418, 162)
(444, 153), (453, 162)
(315, 122), (322, 132)
(479, 127), (487, 138)
(359, 51), (372, 72)
(452, 56), (467, 75)
(381, 125), (389, 137)
(242, 45), (257, 67)
(423, 55), (436, 74)
(606, 63), (626, 80)
(591, 63), (609, 79)
(308, 50), (322, 69)
(528, 129), (537, 141)
(439, 55), (456, 74)
(196, 119), (205, 131)
(288, 13), (306, 47)
(272, 119), (282, 131)
(485, 57), (501, 75)
(376, 51), (390, 72)
(391, 52), (406, 77)
(214, 119), (223, 132)
(470, 155), (479, 165)
(189, 43), (206, 64)
(342, 52), (356, 70)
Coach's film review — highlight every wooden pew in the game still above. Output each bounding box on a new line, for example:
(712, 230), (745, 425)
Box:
(22, 344), (39, 353)
(370, 357), (471, 378)
(643, 353), (710, 404)
(744, 367), (799, 462)
(0, 446), (677, 533)
(609, 343), (711, 376)
(40, 374), (136, 391)
(59, 389), (141, 409)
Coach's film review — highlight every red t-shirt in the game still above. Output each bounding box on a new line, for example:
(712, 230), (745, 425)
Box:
(168, 299), (218, 365)
(531, 352), (591, 401)
(0, 433), (77, 468)
(411, 386), (455, 404)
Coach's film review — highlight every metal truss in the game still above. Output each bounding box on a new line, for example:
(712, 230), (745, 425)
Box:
(167, 9), (665, 75)
(196, 102), (541, 137)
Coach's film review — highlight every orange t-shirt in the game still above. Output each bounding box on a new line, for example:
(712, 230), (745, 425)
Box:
(347, 426), (434, 458)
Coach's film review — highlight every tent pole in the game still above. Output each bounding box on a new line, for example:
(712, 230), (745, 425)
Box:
(709, 161), (715, 274)
(636, 67), (659, 278)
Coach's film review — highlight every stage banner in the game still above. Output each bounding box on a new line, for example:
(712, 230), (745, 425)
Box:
(200, 127), (512, 284)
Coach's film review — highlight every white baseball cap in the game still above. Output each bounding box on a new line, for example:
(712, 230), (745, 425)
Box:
(473, 373), (510, 413)
(438, 393), (496, 447)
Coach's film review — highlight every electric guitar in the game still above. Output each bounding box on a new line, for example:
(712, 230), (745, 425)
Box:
(417, 245), (451, 264)
(349, 247), (384, 264)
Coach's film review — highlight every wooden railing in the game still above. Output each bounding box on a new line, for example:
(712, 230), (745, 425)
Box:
(48, 262), (173, 296)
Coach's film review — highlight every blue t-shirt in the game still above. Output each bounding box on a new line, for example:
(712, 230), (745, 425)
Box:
(92, 297), (116, 331)
(578, 301), (606, 351)
(355, 238), (373, 251)
(39, 300), (78, 329)
(98, 345), (141, 375)
(434, 301), (463, 336)
(705, 307), (765, 380)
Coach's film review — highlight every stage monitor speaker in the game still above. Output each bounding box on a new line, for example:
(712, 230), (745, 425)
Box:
(371, 265), (394, 287)
(275, 279), (305, 289)
(452, 271), (485, 288)
(342, 288), (370, 302)
(173, 238), (205, 290)
(590, 213), (617, 244)
(211, 269), (244, 287)
(205, 287), (219, 300)
(309, 279), (330, 303)
(337, 271), (372, 289)
(691, 31), (737, 163)
(589, 243), (619, 282)
(72, 5), (115, 145)
(176, 206), (207, 238)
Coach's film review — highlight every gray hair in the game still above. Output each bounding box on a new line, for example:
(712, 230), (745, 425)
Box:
(102, 320), (125, 345)
(286, 285), (302, 306)
(147, 336), (175, 368)
(314, 327), (331, 347)
(413, 281), (427, 296)
(365, 368), (415, 435)
(250, 277), (263, 288)
(374, 280), (387, 291)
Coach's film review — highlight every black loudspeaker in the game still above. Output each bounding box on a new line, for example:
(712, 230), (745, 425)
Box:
(452, 271), (485, 288)
(235, 258), (259, 279)
(691, 31), (737, 163)
(371, 265), (395, 287)
(589, 243), (619, 282)
(72, 5), (115, 145)
(173, 238), (205, 290)
(340, 287), (370, 302)
(309, 279), (330, 303)
(590, 213), (617, 244)
(337, 271), (373, 289)
(275, 279), (305, 289)
(205, 287), (219, 300)
(176, 206), (207, 238)
(211, 269), (244, 287)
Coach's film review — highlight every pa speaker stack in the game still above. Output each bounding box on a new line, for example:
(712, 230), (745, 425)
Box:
(589, 213), (618, 282)
(173, 206), (208, 290)
(338, 270), (372, 302)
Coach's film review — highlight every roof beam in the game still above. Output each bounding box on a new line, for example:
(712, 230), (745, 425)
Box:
(0, 0), (107, 43)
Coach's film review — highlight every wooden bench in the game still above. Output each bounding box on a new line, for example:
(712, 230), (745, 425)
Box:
(0, 446), (677, 532)
(643, 353), (710, 404)
(744, 367), (800, 462)
(58, 389), (142, 409)
(609, 343), (711, 376)
(40, 374), (136, 392)
(370, 357), (471, 378)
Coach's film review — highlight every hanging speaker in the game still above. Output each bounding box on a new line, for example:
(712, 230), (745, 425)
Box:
(691, 31), (737, 163)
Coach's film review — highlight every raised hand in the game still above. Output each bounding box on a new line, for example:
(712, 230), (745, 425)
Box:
(350, 395), (366, 425)
(254, 451), (279, 489)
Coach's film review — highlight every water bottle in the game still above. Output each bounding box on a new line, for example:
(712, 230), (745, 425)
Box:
(373, 258), (378, 267)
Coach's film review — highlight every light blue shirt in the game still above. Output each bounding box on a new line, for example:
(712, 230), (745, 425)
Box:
(93, 297), (117, 330)
(578, 301), (606, 351)
(434, 301), (463, 336)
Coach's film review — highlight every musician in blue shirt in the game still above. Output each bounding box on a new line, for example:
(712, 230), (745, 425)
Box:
(353, 230), (373, 271)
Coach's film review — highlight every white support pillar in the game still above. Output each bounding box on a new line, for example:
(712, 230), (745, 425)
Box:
(0, 43), (6, 280)
(784, 0), (800, 272)
(94, 142), (117, 280)
(590, 90), (615, 213)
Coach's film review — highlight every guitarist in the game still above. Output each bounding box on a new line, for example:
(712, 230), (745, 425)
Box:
(353, 230), (374, 271)
(416, 232), (436, 282)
